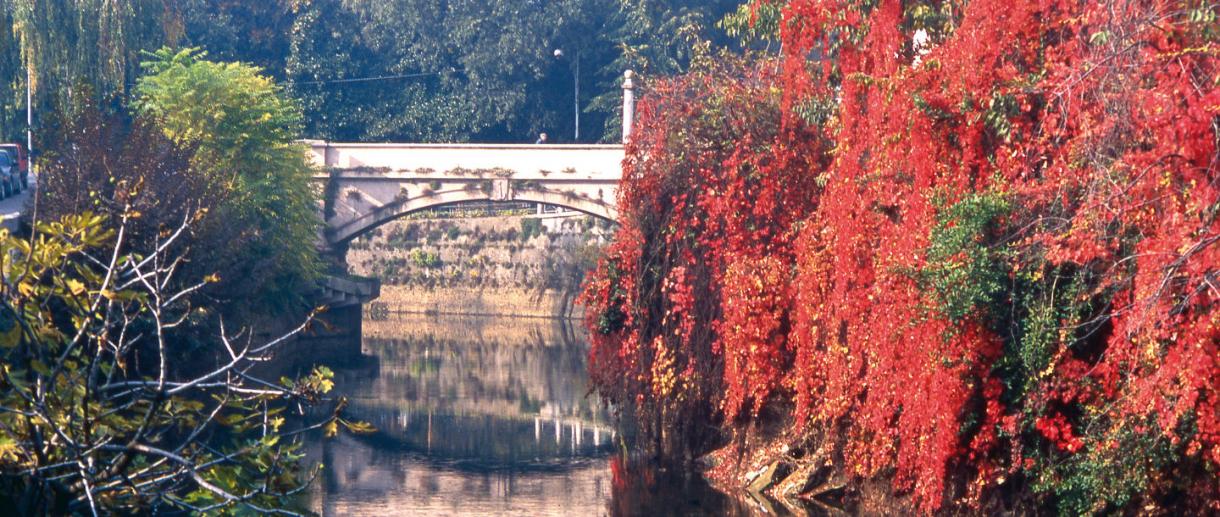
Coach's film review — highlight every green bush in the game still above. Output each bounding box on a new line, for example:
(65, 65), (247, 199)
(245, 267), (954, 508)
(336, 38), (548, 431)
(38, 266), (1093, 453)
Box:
(520, 218), (544, 241)
(409, 248), (442, 268)
(919, 190), (1011, 324)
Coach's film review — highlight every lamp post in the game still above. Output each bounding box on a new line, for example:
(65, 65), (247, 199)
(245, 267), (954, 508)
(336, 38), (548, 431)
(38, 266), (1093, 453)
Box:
(553, 48), (579, 142)
(26, 64), (33, 175)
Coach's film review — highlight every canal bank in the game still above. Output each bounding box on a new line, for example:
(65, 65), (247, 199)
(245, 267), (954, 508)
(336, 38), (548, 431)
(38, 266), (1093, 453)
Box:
(369, 285), (582, 319)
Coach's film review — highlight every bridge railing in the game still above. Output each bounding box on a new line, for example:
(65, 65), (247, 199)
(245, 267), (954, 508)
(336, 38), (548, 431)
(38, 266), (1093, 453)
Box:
(305, 142), (625, 181)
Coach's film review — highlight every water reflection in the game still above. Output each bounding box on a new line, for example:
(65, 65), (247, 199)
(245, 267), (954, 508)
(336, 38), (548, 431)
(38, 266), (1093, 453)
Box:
(302, 313), (824, 516)
(604, 455), (841, 517)
(310, 433), (611, 516)
(305, 314), (614, 516)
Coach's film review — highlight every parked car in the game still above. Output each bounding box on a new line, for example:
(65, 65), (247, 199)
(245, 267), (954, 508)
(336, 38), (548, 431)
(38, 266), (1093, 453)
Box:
(0, 143), (28, 190)
(0, 152), (14, 198)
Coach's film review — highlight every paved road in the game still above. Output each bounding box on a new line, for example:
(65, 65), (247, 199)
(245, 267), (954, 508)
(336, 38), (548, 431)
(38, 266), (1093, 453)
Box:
(0, 174), (34, 232)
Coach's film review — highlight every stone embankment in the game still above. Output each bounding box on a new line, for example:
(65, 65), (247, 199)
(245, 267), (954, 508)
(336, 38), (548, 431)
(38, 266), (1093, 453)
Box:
(347, 210), (608, 318)
(371, 285), (582, 319)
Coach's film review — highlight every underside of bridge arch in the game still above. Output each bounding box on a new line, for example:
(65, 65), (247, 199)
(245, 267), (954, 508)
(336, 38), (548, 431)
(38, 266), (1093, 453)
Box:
(325, 190), (618, 247)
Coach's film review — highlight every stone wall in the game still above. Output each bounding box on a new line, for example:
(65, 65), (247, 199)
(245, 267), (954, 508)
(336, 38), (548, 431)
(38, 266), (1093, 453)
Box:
(348, 211), (607, 318)
(370, 284), (583, 319)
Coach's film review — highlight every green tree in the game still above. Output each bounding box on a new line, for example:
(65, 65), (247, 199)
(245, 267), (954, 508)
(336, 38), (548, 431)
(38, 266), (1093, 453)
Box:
(134, 47), (321, 315)
(587, 0), (741, 140)
(0, 0), (174, 138)
(0, 0), (745, 144)
(176, 0), (296, 77)
(287, 0), (587, 142)
(0, 6), (27, 140)
(284, 0), (739, 143)
(717, 1), (782, 50)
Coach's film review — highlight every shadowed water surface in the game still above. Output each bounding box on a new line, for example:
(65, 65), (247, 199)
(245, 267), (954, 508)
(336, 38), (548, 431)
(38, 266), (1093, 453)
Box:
(301, 313), (815, 516)
(303, 315), (615, 516)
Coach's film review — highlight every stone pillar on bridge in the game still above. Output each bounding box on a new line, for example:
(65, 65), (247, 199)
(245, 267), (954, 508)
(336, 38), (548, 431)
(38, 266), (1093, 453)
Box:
(622, 70), (635, 144)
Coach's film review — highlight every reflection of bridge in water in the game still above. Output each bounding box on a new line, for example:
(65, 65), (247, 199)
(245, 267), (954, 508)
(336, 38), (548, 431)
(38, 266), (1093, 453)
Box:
(330, 315), (614, 468)
(340, 406), (614, 471)
(535, 414), (615, 453)
(307, 314), (617, 514)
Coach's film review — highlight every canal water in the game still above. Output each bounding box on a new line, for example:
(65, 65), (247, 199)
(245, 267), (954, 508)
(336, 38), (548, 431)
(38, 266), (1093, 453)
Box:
(300, 313), (764, 516)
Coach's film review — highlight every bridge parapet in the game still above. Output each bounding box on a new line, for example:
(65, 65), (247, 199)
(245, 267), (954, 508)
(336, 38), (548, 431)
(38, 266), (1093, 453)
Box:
(307, 142), (624, 181)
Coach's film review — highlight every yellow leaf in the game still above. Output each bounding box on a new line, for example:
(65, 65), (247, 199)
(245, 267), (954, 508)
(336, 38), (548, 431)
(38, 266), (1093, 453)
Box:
(343, 420), (377, 434)
(66, 279), (86, 297)
(0, 435), (22, 464)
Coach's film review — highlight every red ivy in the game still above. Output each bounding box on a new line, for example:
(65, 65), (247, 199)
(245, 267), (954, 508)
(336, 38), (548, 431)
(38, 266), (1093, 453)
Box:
(583, 0), (1218, 512)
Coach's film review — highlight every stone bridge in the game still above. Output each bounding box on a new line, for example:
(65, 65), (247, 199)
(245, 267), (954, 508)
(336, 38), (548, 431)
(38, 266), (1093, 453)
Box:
(308, 142), (626, 308)
(311, 71), (637, 308)
(309, 142), (625, 249)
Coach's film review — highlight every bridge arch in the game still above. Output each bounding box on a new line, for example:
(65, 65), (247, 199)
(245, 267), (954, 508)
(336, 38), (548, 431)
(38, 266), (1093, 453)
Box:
(325, 187), (618, 246)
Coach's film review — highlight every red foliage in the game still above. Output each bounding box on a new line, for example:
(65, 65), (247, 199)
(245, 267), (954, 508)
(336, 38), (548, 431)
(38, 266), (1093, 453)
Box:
(719, 254), (789, 421)
(584, 0), (1218, 512)
(1035, 413), (1085, 454)
(779, 0), (1218, 510)
(580, 59), (827, 455)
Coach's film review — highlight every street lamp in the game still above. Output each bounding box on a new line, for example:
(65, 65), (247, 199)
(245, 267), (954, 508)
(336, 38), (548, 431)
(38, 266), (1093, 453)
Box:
(27, 65), (33, 176)
(553, 48), (579, 142)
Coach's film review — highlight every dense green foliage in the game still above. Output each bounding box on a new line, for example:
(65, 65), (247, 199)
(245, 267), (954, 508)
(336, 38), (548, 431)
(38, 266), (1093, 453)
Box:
(0, 0), (744, 144)
(283, 0), (739, 142)
(33, 47), (320, 321)
(920, 190), (1012, 325)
